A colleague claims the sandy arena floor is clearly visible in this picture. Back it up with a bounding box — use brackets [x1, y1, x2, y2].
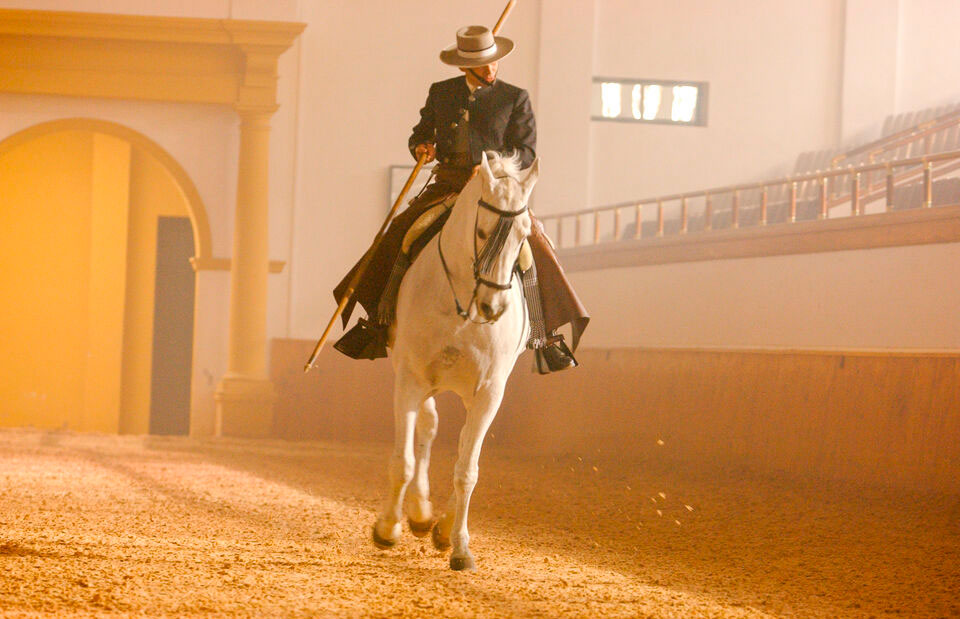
[0, 428, 958, 618]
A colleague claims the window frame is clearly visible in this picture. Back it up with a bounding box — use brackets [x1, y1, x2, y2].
[591, 76, 709, 127]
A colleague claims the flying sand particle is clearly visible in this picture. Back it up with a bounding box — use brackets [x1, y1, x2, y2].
[685, 505, 694, 512]
[656, 439, 665, 446]
[658, 492, 666, 499]
[656, 510, 663, 517]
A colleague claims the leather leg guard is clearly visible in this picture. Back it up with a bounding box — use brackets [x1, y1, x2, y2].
[523, 264, 578, 373]
[522, 263, 547, 349]
[377, 252, 411, 326]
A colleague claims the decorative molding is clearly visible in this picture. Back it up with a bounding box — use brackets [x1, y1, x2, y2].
[559, 204, 960, 271]
[0, 118, 214, 262]
[0, 8, 305, 108]
[190, 257, 286, 274]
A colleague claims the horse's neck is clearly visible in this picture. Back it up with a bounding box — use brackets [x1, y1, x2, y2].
[438, 179, 480, 280]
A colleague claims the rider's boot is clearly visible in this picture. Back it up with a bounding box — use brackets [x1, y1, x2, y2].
[333, 253, 411, 360]
[333, 317, 388, 360]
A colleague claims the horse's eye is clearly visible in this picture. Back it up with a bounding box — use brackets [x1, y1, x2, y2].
[477, 229, 488, 240]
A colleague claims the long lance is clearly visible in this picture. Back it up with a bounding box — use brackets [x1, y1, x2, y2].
[304, 0, 519, 373]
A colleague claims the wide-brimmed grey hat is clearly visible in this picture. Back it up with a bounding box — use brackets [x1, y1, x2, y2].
[440, 25, 514, 68]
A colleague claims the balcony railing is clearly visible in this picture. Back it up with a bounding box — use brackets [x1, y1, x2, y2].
[541, 149, 960, 250]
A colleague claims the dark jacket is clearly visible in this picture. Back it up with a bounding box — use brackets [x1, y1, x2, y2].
[409, 76, 536, 169]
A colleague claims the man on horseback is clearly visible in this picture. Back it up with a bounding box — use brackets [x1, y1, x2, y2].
[334, 24, 588, 373]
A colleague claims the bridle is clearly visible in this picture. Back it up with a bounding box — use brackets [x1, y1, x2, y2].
[437, 190, 529, 323]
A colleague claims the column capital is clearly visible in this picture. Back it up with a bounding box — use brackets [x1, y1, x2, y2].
[234, 103, 279, 122]
[234, 42, 290, 114]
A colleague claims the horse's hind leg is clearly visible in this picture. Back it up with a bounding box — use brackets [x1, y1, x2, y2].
[406, 396, 438, 537]
[373, 372, 424, 549]
[446, 387, 504, 571]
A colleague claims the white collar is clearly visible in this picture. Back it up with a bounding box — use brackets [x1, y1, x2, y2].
[465, 75, 483, 94]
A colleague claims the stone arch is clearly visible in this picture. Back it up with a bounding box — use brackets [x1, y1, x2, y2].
[0, 118, 213, 262]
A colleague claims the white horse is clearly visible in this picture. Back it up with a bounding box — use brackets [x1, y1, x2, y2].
[372, 151, 538, 571]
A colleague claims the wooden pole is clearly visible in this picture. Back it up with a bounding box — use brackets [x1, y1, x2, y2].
[493, 0, 517, 35]
[303, 153, 427, 372]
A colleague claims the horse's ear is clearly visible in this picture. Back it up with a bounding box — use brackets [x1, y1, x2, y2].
[479, 151, 495, 193]
[521, 158, 540, 195]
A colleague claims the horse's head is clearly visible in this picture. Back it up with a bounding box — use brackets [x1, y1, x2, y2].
[470, 151, 539, 322]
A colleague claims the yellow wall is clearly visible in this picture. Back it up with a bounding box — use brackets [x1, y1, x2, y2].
[0, 131, 92, 429]
[120, 146, 191, 434]
[0, 128, 189, 434]
[85, 133, 132, 432]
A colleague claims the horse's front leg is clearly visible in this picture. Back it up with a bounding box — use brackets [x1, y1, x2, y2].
[373, 372, 424, 549]
[445, 386, 504, 571]
[406, 396, 438, 537]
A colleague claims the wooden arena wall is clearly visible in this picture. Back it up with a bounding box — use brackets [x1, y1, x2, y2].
[272, 340, 960, 494]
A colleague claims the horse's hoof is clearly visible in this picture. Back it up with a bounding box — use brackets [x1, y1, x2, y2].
[431, 522, 451, 551]
[450, 552, 476, 571]
[408, 517, 435, 538]
[372, 525, 397, 550]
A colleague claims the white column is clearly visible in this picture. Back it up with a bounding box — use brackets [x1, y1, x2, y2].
[214, 106, 277, 437]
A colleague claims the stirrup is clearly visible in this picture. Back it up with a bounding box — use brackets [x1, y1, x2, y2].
[334, 318, 388, 360]
[534, 337, 578, 374]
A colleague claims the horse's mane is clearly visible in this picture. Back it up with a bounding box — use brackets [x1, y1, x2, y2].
[484, 150, 523, 180]
[472, 151, 526, 276]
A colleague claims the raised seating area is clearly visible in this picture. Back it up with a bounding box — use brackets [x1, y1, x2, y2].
[549, 104, 960, 250]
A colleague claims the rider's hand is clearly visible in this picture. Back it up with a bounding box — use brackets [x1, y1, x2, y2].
[415, 143, 437, 163]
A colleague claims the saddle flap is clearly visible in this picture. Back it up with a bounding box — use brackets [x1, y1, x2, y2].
[401, 194, 456, 255]
[517, 238, 533, 273]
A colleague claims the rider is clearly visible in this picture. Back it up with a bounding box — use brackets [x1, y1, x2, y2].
[334, 25, 588, 373]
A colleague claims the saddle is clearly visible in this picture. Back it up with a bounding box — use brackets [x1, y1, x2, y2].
[401, 195, 533, 271]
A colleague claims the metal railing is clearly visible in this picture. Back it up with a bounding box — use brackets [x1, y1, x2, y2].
[542, 149, 960, 249]
[831, 107, 960, 168]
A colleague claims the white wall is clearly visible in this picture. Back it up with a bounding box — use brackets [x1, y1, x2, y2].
[571, 242, 960, 351]
[896, 0, 960, 113]
[589, 0, 845, 206]
[534, 0, 594, 215]
[842, 0, 900, 143]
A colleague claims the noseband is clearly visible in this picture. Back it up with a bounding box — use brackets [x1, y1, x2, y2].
[438, 194, 528, 322]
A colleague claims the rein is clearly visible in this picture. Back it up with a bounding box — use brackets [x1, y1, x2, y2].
[438, 193, 528, 322]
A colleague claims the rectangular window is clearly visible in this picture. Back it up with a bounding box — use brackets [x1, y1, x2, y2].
[591, 77, 708, 126]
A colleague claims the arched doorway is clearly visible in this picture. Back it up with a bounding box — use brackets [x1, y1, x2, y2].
[0, 119, 213, 435]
